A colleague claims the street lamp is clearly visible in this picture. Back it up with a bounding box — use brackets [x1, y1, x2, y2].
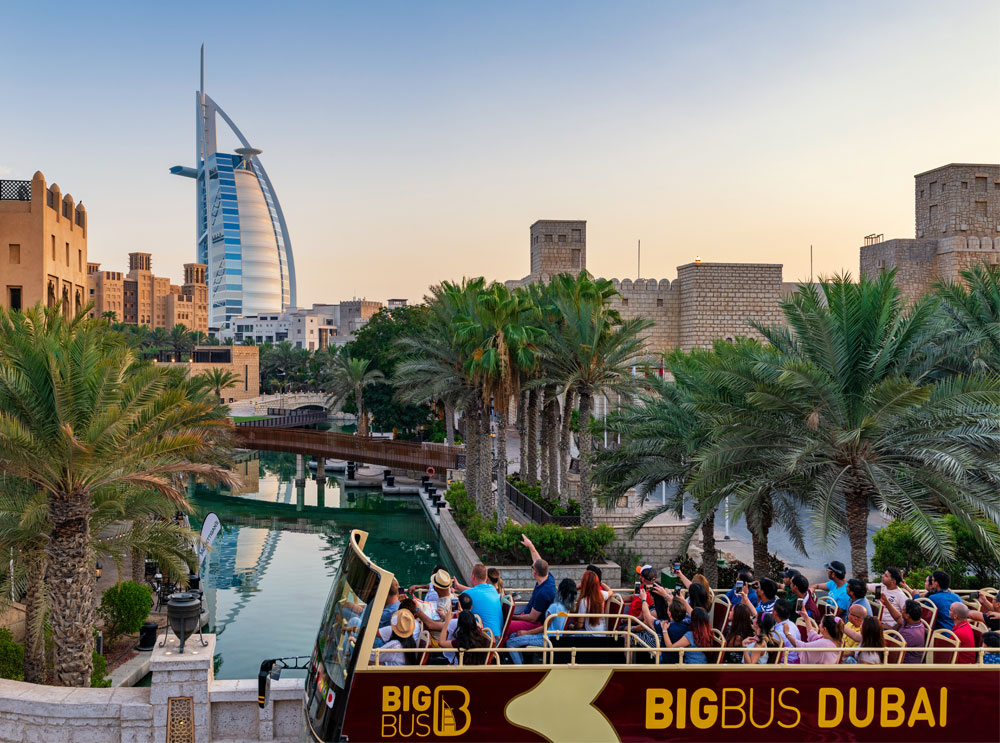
[95, 561, 103, 580]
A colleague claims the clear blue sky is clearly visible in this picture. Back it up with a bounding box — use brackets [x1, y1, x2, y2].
[3, 1, 998, 305]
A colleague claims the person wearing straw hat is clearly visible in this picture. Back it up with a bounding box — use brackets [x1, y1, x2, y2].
[371, 609, 418, 666]
[431, 569, 453, 616]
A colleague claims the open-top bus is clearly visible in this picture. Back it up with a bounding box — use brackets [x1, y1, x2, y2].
[299, 529, 1000, 742]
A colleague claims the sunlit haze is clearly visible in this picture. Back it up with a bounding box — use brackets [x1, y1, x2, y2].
[3, 1, 999, 305]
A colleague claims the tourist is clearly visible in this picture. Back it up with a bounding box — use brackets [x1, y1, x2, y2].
[724, 569, 758, 609]
[638, 596, 690, 664]
[909, 570, 963, 630]
[634, 584, 676, 651]
[487, 567, 505, 596]
[407, 563, 447, 602]
[452, 564, 503, 637]
[430, 569, 453, 616]
[841, 604, 867, 659]
[780, 569, 801, 602]
[772, 599, 799, 664]
[742, 612, 782, 664]
[868, 568, 908, 630]
[436, 593, 474, 665]
[508, 578, 576, 665]
[781, 611, 843, 665]
[572, 569, 610, 634]
[501, 534, 556, 643]
[755, 578, 779, 616]
[790, 574, 820, 619]
[628, 564, 659, 617]
[371, 609, 418, 666]
[950, 602, 977, 664]
[982, 632, 1000, 664]
[882, 598, 926, 663]
[723, 603, 755, 663]
[676, 568, 715, 607]
[437, 609, 491, 665]
[847, 578, 873, 617]
[811, 561, 849, 613]
[379, 579, 401, 628]
[686, 582, 711, 613]
[978, 591, 1000, 631]
[658, 606, 712, 664]
[843, 616, 884, 664]
[374, 598, 425, 649]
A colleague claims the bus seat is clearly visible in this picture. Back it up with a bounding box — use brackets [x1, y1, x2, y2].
[930, 629, 959, 664]
[882, 629, 906, 664]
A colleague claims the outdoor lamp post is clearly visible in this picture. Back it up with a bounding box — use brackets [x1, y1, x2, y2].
[162, 592, 207, 654]
[95, 561, 102, 580]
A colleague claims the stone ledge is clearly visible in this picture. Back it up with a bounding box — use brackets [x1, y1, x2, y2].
[148, 633, 215, 671]
[210, 678, 303, 704]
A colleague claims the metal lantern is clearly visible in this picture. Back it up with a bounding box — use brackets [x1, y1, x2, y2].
[161, 592, 207, 654]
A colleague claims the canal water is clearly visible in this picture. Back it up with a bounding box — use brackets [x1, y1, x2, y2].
[187, 451, 456, 680]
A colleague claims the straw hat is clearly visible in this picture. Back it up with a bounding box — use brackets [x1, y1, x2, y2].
[393, 609, 415, 638]
[431, 569, 452, 591]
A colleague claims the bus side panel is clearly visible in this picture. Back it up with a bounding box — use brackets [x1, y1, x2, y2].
[342, 666, 1000, 743]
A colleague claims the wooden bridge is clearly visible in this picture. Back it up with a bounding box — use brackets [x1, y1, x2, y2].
[234, 426, 465, 472]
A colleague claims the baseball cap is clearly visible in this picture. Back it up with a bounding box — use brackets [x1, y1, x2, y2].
[824, 561, 847, 578]
[780, 569, 800, 579]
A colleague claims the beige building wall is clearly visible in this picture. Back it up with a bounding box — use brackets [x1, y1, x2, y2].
[158, 345, 260, 402]
[0, 171, 88, 314]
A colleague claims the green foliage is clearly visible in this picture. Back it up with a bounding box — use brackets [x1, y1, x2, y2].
[99, 581, 153, 644]
[507, 478, 580, 516]
[871, 517, 1000, 589]
[90, 650, 111, 688]
[0, 628, 24, 681]
[715, 554, 786, 588]
[446, 483, 614, 564]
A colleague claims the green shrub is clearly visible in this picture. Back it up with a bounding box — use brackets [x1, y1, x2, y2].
[99, 581, 153, 644]
[90, 650, 111, 688]
[446, 483, 616, 564]
[0, 628, 24, 681]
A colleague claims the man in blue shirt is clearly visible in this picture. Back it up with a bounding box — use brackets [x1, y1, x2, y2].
[379, 579, 401, 628]
[453, 564, 503, 637]
[501, 534, 556, 644]
[724, 569, 758, 609]
[912, 570, 963, 631]
[810, 561, 849, 613]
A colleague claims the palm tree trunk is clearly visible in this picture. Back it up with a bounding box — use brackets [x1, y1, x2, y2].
[525, 389, 538, 486]
[558, 386, 575, 506]
[356, 385, 367, 437]
[495, 411, 507, 531]
[577, 388, 595, 527]
[548, 394, 560, 503]
[23, 551, 46, 684]
[517, 392, 527, 480]
[539, 388, 551, 499]
[479, 405, 493, 520]
[444, 402, 455, 446]
[701, 509, 718, 588]
[750, 495, 774, 578]
[846, 479, 870, 580]
[130, 548, 144, 584]
[465, 406, 480, 510]
[47, 495, 95, 687]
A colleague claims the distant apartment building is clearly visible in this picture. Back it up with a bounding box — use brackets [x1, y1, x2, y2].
[860, 163, 1000, 300]
[157, 345, 260, 403]
[218, 300, 383, 350]
[88, 253, 209, 332]
[387, 298, 408, 309]
[0, 171, 88, 314]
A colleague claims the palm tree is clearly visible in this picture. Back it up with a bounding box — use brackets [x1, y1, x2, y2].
[195, 368, 242, 402]
[934, 263, 1000, 374]
[0, 305, 234, 686]
[538, 287, 652, 526]
[100, 311, 117, 322]
[703, 273, 1000, 579]
[322, 348, 385, 437]
[169, 324, 193, 362]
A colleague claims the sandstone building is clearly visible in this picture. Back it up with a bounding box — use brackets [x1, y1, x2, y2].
[0, 171, 88, 314]
[87, 252, 210, 333]
[158, 345, 260, 403]
[509, 219, 788, 352]
[860, 163, 1000, 300]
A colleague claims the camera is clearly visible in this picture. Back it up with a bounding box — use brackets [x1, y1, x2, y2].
[875, 585, 882, 600]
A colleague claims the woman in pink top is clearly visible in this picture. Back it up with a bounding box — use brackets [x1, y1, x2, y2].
[780, 612, 843, 664]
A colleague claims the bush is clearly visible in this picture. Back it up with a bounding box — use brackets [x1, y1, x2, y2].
[0, 628, 24, 681]
[446, 483, 616, 564]
[91, 650, 111, 688]
[99, 581, 153, 644]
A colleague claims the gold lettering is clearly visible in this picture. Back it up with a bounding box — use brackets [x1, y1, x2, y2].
[399, 714, 415, 737]
[848, 687, 876, 728]
[777, 688, 801, 729]
[907, 688, 935, 728]
[818, 688, 844, 728]
[416, 713, 431, 738]
[413, 686, 431, 712]
[939, 687, 947, 727]
[402, 685, 410, 712]
[645, 689, 673, 730]
[749, 688, 775, 729]
[382, 714, 397, 737]
[690, 689, 718, 729]
[434, 686, 472, 737]
[881, 688, 906, 728]
[677, 687, 687, 729]
[383, 687, 401, 712]
[721, 688, 746, 729]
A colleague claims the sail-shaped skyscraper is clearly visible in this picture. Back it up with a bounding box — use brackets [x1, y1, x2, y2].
[171, 47, 296, 328]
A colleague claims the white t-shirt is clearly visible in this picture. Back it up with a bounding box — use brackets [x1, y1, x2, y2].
[443, 618, 460, 664]
[775, 619, 799, 663]
[372, 639, 407, 666]
[378, 615, 422, 642]
[867, 584, 908, 630]
[577, 590, 611, 633]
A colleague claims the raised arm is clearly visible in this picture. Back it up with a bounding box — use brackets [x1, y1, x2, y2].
[676, 570, 692, 590]
[437, 611, 455, 648]
[521, 533, 542, 564]
[881, 593, 903, 626]
[638, 588, 656, 627]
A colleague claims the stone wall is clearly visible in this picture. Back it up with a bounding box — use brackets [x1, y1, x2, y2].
[606, 278, 679, 353]
[915, 164, 1000, 239]
[858, 238, 939, 301]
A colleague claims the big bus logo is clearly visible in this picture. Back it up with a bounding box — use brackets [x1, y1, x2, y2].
[382, 685, 471, 738]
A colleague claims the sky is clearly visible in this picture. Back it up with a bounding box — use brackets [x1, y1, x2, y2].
[3, 1, 999, 306]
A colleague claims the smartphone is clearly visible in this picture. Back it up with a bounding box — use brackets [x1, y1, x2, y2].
[735, 580, 744, 590]
[673, 562, 681, 573]
[875, 585, 882, 600]
[796, 598, 804, 613]
[634, 581, 641, 596]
